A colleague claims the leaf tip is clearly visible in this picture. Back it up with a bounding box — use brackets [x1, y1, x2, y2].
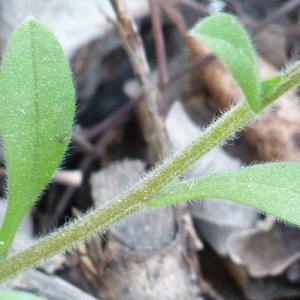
[190, 13, 261, 114]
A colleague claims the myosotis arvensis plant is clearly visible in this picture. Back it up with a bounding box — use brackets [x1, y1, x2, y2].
[0, 13, 300, 283]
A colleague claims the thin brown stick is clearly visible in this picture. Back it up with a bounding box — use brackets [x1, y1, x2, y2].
[227, 0, 300, 36]
[157, 0, 188, 37]
[108, 0, 169, 164]
[168, 54, 216, 84]
[78, 96, 141, 141]
[252, 0, 300, 34]
[174, 0, 209, 14]
[148, 0, 169, 88]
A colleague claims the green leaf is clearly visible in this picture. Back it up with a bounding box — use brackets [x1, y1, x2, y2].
[0, 290, 46, 300]
[191, 13, 260, 113]
[260, 74, 282, 98]
[146, 163, 300, 225]
[0, 19, 74, 258]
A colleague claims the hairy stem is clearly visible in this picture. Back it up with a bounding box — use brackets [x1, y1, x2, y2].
[0, 99, 253, 282]
[2, 56, 300, 280]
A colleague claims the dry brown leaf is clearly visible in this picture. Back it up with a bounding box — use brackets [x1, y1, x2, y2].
[228, 221, 300, 278]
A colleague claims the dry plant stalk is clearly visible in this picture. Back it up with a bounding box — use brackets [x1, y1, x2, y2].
[109, 0, 169, 165]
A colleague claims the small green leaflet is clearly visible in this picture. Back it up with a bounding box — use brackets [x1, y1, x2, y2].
[191, 13, 260, 113]
[0, 20, 74, 259]
[146, 163, 300, 225]
[260, 74, 282, 99]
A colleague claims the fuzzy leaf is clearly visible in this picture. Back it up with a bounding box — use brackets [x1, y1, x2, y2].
[191, 13, 260, 112]
[0, 20, 74, 258]
[147, 163, 300, 225]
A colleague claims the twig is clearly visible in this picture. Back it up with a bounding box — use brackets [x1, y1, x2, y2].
[168, 54, 216, 84]
[45, 156, 94, 229]
[174, 0, 209, 14]
[227, 0, 300, 36]
[77, 96, 141, 141]
[251, 0, 300, 35]
[157, 0, 188, 37]
[148, 0, 169, 88]
[108, 0, 170, 164]
[155, 0, 216, 84]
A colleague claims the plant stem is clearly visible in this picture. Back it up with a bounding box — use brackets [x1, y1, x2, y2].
[1, 54, 299, 280]
[0, 99, 254, 282]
